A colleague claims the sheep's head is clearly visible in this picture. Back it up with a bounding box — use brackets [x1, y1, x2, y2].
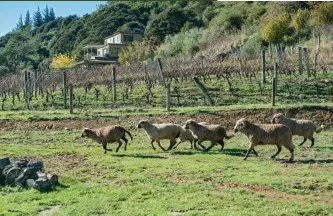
[233, 118, 248, 133]
[81, 128, 91, 137]
[271, 113, 284, 124]
[184, 119, 196, 129]
[137, 120, 148, 129]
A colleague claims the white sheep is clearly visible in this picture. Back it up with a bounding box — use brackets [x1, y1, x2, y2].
[184, 120, 234, 151]
[271, 113, 324, 147]
[136, 120, 181, 151]
[233, 118, 295, 162]
[172, 126, 198, 150]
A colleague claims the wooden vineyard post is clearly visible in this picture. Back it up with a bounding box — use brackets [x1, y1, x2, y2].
[28, 71, 32, 100]
[272, 77, 276, 106]
[69, 84, 73, 114]
[24, 71, 29, 109]
[274, 62, 278, 96]
[112, 67, 116, 101]
[34, 70, 38, 98]
[261, 50, 266, 84]
[63, 71, 67, 109]
[303, 48, 311, 78]
[298, 47, 303, 75]
[166, 83, 170, 112]
[193, 77, 214, 106]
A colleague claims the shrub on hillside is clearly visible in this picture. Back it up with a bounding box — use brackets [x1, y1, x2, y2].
[261, 13, 289, 43]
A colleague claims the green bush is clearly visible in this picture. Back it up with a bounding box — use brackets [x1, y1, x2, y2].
[241, 34, 262, 54]
[0, 66, 10, 76]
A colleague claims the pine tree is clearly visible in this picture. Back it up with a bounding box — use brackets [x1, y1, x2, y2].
[43, 5, 50, 23]
[16, 14, 24, 30]
[24, 10, 32, 27]
[49, 7, 56, 21]
[33, 6, 43, 27]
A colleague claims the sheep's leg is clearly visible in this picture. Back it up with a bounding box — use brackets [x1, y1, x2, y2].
[172, 141, 182, 150]
[206, 141, 217, 152]
[218, 140, 225, 152]
[103, 143, 113, 154]
[252, 148, 258, 157]
[271, 146, 282, 159]
[167, 140, 176, 151]
[116, 141, 123, 153]
[310, 138, 315, 148]
[243, 145, 255, 160]
[121, 136, 128, 151]
[103, 143, 107, 154]
[190, 140, 193, 150]
[193, 139, 198, 149]
[197, 140, 206, 150]
[288, 148, 294, 162]
[299, 137, 307, 146]
[156, 141, 166, 151]
[150, 139, 156, 150]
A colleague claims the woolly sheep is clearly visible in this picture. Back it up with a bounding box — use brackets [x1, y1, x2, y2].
[172, 126, 198, 150]
[184, 120, 234, 151]
[172, 122, 211, 150]
[233, 118, 294, 162]
[136, 120, 181, 151]
[271, 113, 323, 147]
[81, 125, 133, 154]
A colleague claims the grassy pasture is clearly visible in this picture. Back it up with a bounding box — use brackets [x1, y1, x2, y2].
[1, 105, 333, 215]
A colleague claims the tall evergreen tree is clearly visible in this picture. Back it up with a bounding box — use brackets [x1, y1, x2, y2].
[24, 10, 32, 27]
[43, 5, 50, 23]
[49, 7, 56, 21]
[16, 14, 24, 30]
[33, 6, 43, 27]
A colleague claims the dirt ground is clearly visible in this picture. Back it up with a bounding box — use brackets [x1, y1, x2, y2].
[1, 107, 332, 131]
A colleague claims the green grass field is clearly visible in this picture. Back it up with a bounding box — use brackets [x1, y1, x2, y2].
[1, 105, 333, 215]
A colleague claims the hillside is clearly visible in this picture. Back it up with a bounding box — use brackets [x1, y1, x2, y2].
[0, 1, 333, 75]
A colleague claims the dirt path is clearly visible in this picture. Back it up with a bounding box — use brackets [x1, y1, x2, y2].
[1, 107, 332, 131]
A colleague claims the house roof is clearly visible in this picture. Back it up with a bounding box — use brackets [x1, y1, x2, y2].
[83, 44, 105, 49]
[104, 31, 143, 40]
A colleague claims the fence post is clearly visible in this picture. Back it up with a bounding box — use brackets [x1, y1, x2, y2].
[69, 84, 73, 114]
[261, 50, 266, 84]
[112, 67, 116, 101]
[34, 70, 38, 98]
[303, 48, 311, 78]
[298, 47, 303, 75]
[24, 71, 29, 108]
[314, 35, 320, 73]
[274, 62, 278, 96]
[166, 83, 170, 112]
[63, 71, 67, 109]
[28, 71, 32, 99]
[272, 77, 276, 106]
[193, 77, 214, 106]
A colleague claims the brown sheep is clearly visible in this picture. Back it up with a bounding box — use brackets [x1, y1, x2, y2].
[184, 120, 234, 151]
[233, 118, 294, 162]
[271, 113, 324, 147]
[81, 125, 133, 154]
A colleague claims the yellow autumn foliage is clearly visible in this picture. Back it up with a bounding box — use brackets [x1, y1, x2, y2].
[118, 41, 151, 65]
[292, 9, 310, 31]
[50, 54, 76, 69]
[261, 13, 289, 43]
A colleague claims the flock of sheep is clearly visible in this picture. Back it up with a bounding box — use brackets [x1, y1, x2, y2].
[81, 113, 324, 162]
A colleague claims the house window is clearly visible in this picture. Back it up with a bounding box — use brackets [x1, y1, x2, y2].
[97, 51, 101, 56]
[112, 37, 115, 43]
[104, 40, 107, 45]
[117, 35, 120, 43]
[124, 35, 134, 42]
